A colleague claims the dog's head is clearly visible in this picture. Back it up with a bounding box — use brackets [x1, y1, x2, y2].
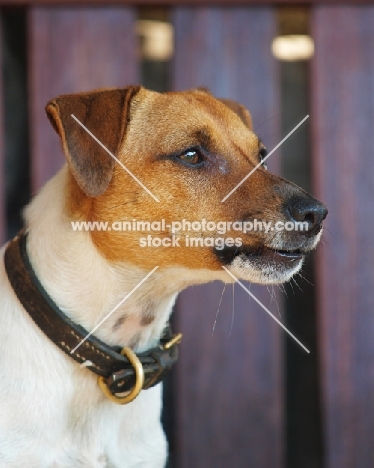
[46, 86, 327, 285]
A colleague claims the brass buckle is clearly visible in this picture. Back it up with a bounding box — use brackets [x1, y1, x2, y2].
[163, 333, 183, 349]
[143, 332, 183, 389]
[98, 347, 145, 405]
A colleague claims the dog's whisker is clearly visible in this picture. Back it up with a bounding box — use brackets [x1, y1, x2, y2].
[253, 113, 281, 133]
[267, 285, 281, 318]
[321, 227, 335, 239]
[297, 271, 314, 287]
[267, 284, 275, 305]
[288, 280, 296, 295]
[273, 286, 281, 317]
[266, 284, 276, 313]
[229, 283, 235, 338]
[278, 283, 288, 298]
[212, 283, 226, 336]
[107, 199, 139, 210]
[319, 236, 331, 249]
[292, 276, 304, 293]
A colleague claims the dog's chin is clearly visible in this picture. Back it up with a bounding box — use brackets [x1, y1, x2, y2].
[215, 244, 308, 284]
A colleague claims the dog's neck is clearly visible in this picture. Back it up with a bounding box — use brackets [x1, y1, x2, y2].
[23, 167, 184, 352]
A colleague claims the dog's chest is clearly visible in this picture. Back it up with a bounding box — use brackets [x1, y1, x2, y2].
[0, 256, 167, 468]
[47, 385, 166, 468]
[0, 366, 166, 467]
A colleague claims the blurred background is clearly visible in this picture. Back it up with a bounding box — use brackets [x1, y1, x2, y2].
[0, 2, 373, 468]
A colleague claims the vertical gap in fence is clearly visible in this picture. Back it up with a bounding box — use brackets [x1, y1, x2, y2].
[1, 9, 29, 241]
[172, 7, 283, 468]
[311, 6, 374, 468]
[138, 7, 171, 93]
[277, 6, 324, 468]
[0, 12, 4, 244]
[28, 6, 139, 193]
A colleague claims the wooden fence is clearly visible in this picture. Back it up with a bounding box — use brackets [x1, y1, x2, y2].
[0, 2, 373, 467]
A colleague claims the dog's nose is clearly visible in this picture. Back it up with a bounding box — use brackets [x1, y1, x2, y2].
[285, 195, 328, 235]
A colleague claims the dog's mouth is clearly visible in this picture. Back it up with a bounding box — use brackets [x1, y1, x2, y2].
[215, 241, 312, 284]
[257, 245, 304, 262]
[215, 244, 305, 265]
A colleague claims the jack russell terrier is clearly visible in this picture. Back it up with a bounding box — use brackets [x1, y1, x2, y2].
[0, 86, 327, 467]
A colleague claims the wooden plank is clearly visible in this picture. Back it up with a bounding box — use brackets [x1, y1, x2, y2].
[172, 8, 283, 468]
[29, 7, 138, 192]
[281, 61, 324, 468]
[0, 0, 373, 6]
[0, 15, 4, 245]
[311, 6, 374, 468]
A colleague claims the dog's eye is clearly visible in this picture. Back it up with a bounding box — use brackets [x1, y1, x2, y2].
[259, 147, 268, 169]
[177, 149, 203, 166]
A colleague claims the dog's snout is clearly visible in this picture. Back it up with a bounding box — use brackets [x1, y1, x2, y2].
[285, 195, 328, 234]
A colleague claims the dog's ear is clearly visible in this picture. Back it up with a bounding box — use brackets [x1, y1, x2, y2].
[46, 86, 141, 197]
[218, 98, 253, 130]
[193, 88, 252, 130]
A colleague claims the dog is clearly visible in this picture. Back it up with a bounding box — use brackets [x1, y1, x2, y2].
[0, 86, 327, 467]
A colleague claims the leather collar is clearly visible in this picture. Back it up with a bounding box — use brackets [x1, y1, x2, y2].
[4, 230, 181, 404]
